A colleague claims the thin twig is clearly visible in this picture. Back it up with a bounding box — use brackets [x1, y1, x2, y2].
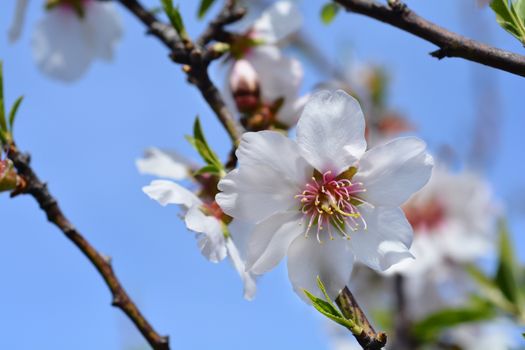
[336, 287, 387, 350]
[196, 0, 246, 47]
[6, 143, 170, 350]
[334, 0, 525, 77]
[117, 0, 241, 144]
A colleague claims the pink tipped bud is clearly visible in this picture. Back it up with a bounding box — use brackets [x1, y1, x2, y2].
[0, 159, 18, 192]
[229, 59, 260, 113]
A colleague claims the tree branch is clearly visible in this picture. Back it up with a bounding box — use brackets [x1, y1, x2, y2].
[6, 143, 170, 350]
[336, 287, 387, 350]
[334, 0, 525, 77]
[117, 0, 241, 144]
[196, 0, 246, 47]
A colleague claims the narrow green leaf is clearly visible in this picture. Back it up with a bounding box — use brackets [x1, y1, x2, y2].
[320, 3, 340, 25]
[412, 305, 495, 342]
[198, 0, 217, 19]
[189, 117, 224, 171]
[304, 289, 362, 334]
[161, 0, 187, 38]
[495, 221, 522, 306]
[317, 276, 333, 303]
[8, 95, 23, 132]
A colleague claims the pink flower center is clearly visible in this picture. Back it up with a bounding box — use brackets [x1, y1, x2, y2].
[296, 170, 369, 243]
[403, 198, 445, 233]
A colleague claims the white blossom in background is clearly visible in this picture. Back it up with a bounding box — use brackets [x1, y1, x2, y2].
[446, 320, 518, 350]
[137, 148, 257, 300]
[226, 1, 307, 128]
[216, 90, 433, 301]
[30, 0, 122, 82]
[389, 166, 496, 275]
[381, 166, 497, 317]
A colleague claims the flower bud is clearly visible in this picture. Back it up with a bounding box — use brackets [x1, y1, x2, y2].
[0, 159, 18, 192]
[229, 59, 260, 113]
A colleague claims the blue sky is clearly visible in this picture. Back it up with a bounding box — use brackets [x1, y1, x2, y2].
[1, 1, 524, 349]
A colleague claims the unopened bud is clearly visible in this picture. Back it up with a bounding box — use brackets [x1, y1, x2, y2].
[0, 159, 18, 192]
[229, 59, 260, 113]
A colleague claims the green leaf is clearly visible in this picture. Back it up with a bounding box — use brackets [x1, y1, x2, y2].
[495, 221, 524, 309]
[8, 95, 23, 132]
[161, 0, 188, 39]
[185, 117, 225, 174]
[303, 289, 359, 332]
[198, 0, 217, 19]
[320, 3, 340, 25]
[490, 0, 525, 43]
[412, 305, 495, 342]
[515, 0, 525, 23]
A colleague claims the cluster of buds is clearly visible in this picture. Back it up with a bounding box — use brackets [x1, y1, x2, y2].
[229, 59, 261, 114]
[0, 159, 20, 193]
[229, 59, 285, 131]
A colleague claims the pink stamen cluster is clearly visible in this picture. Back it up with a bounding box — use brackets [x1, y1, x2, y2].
[296, 170, 369, 243]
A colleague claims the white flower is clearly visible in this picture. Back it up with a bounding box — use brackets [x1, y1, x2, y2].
[390, 166, 496, 277]
[250, 0, 302, 46]
[32, 1, 122, 82]
[216, 90, 433, 301]
[137, 147, 195, 180]
[226, 1, 306, 128]
[137, 149, 257, 300]
[446, 320, 519, 350]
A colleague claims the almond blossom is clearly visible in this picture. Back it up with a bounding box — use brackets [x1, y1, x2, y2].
[390, 166, 496, 277]
[225, 1, 306, 129]
[137, 148, 257, 300]
[29, 0, 122, 82]
[216, 90, 434, 301]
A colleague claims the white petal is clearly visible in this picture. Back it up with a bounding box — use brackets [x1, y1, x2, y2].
[246, 211, 303, 275]
[83, 2, 122, 61]
[252, 1, 302, 44]
[248, 47, 303, 126]
[287, 235, 355, 301]
[348, 206, 413, 271]
[32, 8, 93, 82]
[228, 219, 254, 262]
[185, 206, 227, 263]
[296, 90, 366, 175]
[226, 238, 257, 300]
[142, 180, 201, 208]
[136, 148, 192, 180]
[217, 131, 311, 222]
[354, 137, 434, 207]
[278, 93, 309, 128]
[8, 0, 29, 43]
